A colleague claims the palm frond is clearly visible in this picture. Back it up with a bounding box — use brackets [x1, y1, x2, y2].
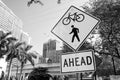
[25, 45, 32, 51]
[1, 40, 7, 45]
[0, 45, 9, 55]
[6, 52, 12, 61]
[15, 42, 24, 48]
[6, 37, 17, 43]
[18, 52, 25, 61]
[5, 47, 19, 61]
[14, 49, 20, 56]
[27, 54, 35, 66]
[1, 32, 12, 40]
[19, 46, 24, 51]
[29, 52, 37, 59]
[0, 53, 4, 58]
[21, 58, 27, 65]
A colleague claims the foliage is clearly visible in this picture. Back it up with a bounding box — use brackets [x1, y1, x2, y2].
[0, 31, 17, 58]
[5, 42, 23, 61]
[6, 41, 24, 80]
[28, 67, 53, 80]
[79, 0, 120, 75]
[82, 0, 120, 58]
[62, 42, 73, 53]
[18, 43, 37, 80]
[18, 44, 37, 67]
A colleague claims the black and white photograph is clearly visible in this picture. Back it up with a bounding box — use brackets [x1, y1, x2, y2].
[0, 0, 120, 80]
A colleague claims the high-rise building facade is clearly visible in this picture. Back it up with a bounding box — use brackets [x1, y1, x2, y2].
[20, 31, 31, 44]
[43, 39, 62, 63]
[43, 39, 56, 58]
[0, 0, 23, 39]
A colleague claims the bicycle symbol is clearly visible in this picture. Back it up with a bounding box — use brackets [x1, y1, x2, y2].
[62, 12, 85, 25]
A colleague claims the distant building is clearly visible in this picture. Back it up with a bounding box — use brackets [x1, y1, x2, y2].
[38, 55, 46, 63]
[43, 39, 56, 58]
[43, 39, 63, 63]
[43, 39, 55, 58]
[20, 31, 31, 44]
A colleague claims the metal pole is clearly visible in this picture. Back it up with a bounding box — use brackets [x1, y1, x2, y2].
[80, 73, 82, 80]
[76, 73, 83, 80]
[94, 71, 96, 80]
[76, 73, 79, 80]
[112, 57, 116, 75]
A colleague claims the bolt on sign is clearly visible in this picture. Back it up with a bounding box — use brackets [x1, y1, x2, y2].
[51, 6, 100, 51]
[61, 50, 96, 73]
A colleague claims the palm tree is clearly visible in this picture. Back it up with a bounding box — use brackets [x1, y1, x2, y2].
[0, 31, 17, 58]
[18, 44, 37, 80]
[6, 41, 24, 80]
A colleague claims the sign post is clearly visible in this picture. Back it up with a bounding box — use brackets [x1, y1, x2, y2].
[51, 5, 101, 80]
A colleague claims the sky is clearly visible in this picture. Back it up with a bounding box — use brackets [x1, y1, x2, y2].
[0, 0, 89, 72]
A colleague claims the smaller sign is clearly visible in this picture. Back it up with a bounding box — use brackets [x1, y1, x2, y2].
[61, 50, 96, 73]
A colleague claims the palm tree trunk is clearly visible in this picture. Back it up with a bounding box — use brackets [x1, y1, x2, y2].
[7, 59, 12, 80]
[16, 66, 19, 79]
[19, 63, 23, 80]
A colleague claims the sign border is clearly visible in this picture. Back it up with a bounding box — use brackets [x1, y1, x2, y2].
[51, 5, 101, 52]
[60, 50, 96, 73]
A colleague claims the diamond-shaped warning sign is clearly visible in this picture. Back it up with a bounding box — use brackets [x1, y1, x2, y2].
[51, 6, 100, 51]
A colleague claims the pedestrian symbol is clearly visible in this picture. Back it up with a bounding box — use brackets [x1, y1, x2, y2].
[69, 25, 80, 43]
[51, 6, 100, 51]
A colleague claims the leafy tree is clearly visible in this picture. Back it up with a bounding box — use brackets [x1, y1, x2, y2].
[18, 44, 37, 80]
[82, 0, 120, 57]
[62, 42, 73, 53]
[28, 67, 53, 80]
[80, 0, 120, 75]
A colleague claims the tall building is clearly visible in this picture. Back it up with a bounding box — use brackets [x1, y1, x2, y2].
[20, 31, 31, 44]
[43, 39, 62, 63]
[43, 39, 56, 58]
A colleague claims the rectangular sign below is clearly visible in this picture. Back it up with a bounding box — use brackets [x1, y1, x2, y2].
[61, 50, 96, 73]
